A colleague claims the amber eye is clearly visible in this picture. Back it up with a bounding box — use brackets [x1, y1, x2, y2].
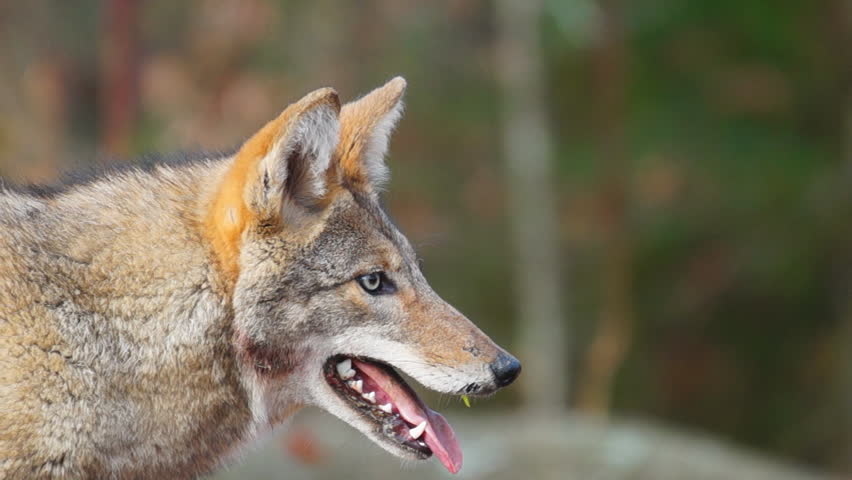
[357, 272, 395, 295]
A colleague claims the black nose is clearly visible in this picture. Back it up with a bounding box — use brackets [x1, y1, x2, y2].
[490, 352, 522, 387]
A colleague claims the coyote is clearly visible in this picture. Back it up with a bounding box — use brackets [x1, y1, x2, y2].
[0, 77, 520, 479]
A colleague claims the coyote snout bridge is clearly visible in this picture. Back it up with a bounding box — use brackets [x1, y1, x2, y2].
[0, 77, 520, 479]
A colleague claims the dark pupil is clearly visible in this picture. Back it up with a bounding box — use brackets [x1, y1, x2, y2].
[364, 273, 381, 290]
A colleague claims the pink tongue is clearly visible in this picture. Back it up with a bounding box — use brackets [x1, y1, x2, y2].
[421, 409, 463, 474]
[353, 360, 463, 474]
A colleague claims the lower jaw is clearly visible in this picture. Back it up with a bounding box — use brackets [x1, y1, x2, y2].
[322, 355, 433, 459]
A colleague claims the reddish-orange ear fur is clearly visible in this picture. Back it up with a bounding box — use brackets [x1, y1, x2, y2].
[204, 88, 340, 288]
[336, 77, 406, 191]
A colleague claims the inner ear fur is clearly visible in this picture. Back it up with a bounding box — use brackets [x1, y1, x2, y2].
[250, 87, 341, 218]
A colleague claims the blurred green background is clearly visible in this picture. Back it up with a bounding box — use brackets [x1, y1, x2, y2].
[1, 1, 850, 478]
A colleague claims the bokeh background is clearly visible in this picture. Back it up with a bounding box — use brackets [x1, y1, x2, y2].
[1, 1, 850, 479]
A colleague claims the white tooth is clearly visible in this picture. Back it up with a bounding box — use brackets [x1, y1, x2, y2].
[348, 380, 363, 393]
[342, 368, 356, 380]
[362, 391, 376, 403]
[379, 403, 393, 413]
[409, 421, 427, 440]
[336, 359, 353, 378]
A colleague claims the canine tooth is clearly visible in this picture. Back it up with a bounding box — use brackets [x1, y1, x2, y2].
[362, 391, 376, 403]
[409, 421, 427, 440]
[336, 359, 355, 379]
[379, 403, 393, 413]
[348, 380, 363, 393]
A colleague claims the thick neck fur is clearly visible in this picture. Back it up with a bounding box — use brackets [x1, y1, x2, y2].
[0, 157, 293, 479]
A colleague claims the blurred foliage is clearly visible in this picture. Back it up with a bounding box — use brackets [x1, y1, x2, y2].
[0, 0, 849, 474]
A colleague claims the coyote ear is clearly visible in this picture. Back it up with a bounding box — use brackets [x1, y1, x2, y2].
[206, 87, 340, 282]
[249, 87, 341, 217]
[337, 76, 406, 192]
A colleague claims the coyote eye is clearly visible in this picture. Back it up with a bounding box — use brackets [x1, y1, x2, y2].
[357, 272, 395, 295]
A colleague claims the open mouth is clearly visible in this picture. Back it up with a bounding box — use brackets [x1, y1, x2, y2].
[323, 355, 463, 474]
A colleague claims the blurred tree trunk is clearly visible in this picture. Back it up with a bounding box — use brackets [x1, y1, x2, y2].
[99, 0, 140, 157]
[495, 0, 569, 412]
[576, 0, 634, 416]
[828, 0, 852, 471]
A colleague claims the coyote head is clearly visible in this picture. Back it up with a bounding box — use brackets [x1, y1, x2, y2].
[205, 77, 520, 473]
